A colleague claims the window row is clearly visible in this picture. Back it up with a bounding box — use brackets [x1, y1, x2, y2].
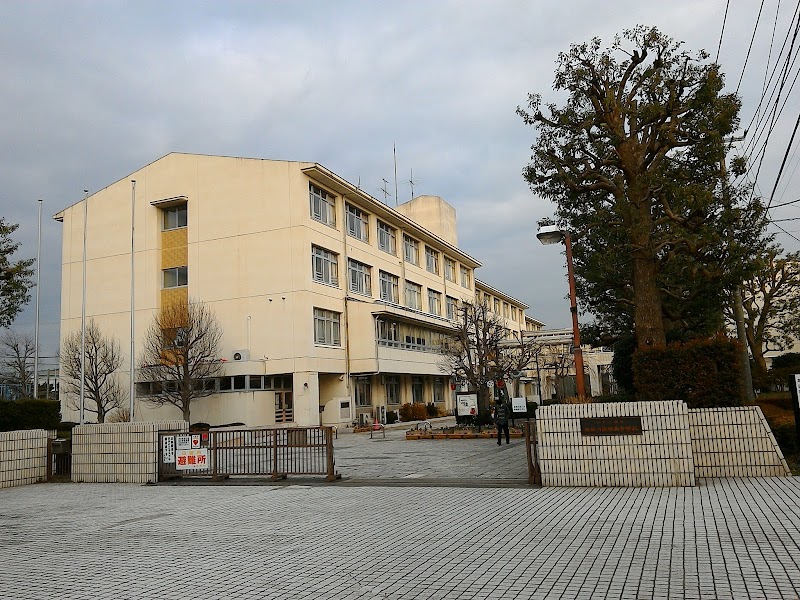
[308, 182, 472, 287]
[478, 290, 525, 324]
[355, 375, 446, 407]
[312, 246, 459, 318]
[375, 318, 451, 353]
[136, 374, 293, 395]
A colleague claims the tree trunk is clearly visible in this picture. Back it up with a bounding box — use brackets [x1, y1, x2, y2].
[182, 404, 191, 423]
[632, 254, 667, 350]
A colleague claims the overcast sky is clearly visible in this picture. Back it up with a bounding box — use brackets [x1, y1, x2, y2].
[2, 1, 799, 362]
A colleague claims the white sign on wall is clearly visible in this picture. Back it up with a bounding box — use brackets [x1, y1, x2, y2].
[162, 436, 176, 464]
[511, 397, 527, 413]
[176, 434, 191, 450]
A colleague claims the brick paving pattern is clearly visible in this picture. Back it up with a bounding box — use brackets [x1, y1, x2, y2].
[1, 477, 799, 599]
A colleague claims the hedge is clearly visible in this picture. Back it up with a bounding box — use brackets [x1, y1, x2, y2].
[0, 399, 61, 432]
[632, 335, 744, 408]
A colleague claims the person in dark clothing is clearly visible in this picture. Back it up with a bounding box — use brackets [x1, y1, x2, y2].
[493, 398, 510, 445]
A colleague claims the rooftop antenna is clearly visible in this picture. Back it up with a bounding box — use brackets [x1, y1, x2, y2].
[393, 144, 398, 207]
[408, 168, 416, 200]
[357, 176, 361, 190]
[381, 178, 391, 203]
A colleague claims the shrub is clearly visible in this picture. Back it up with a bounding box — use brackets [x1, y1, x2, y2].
[410, 403, 428, 421]
[425, 403, 439, 418]
[633, 335, 743, 408]
[0, 399, 61, 432]
[385, 411, 398, 425]
[612, 335, 637, 394]
[399, 403, 413, 422]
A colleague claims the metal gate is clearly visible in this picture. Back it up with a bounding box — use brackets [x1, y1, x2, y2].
[158, 426, 338, 482]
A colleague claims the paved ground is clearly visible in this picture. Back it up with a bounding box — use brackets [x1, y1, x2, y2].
[332, 419, 529, 484]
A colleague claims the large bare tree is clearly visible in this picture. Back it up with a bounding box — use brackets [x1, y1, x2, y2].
[0, 330, 35, 396]
[726, 247, 800, 384]
[61, 320, 124, 423]
[138, 300, 224, 422]
[440, 301, 541, 421]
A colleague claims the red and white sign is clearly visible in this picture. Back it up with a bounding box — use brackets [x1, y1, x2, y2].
[176, 449, 208, 470]
[191, 434, 201, 449]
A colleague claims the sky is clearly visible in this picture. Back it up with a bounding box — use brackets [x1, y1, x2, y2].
[2, 0, 799, 363]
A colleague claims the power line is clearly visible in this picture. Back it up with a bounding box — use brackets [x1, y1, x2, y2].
[716, 0, 732, 63]
[736, 0, 767, 94]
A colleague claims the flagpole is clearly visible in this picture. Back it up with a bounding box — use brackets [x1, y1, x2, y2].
[33, 199, 42, 398]
[129, 180, 136, 420]
[79, 190, 88, 425]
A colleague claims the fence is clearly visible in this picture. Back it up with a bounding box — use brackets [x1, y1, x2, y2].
[158, 426, 338, 482]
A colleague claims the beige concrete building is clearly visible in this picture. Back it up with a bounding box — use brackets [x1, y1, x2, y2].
[56, 153, 533, 427]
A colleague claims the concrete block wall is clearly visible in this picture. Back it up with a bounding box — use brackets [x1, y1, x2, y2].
[689, 406, 791, 477]
[72, 421, 187, 484]
[537, 400, 695, 487]
[0, 429, 53, 489]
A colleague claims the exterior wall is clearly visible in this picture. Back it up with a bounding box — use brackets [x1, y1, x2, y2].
[0, 429, 52, 489]
[71, 421, 187, 483]
[688, 406, 791, 477]
[537, 401, 695, 487]
[395, 195, 459, 247]
[57, 153, 535, 429]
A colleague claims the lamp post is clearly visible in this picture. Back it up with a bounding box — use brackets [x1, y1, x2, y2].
[537, 224, 586, 398]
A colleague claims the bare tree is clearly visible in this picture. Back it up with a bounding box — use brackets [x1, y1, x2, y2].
[61, 320, 124, 423]
[138, 300, 224, 422]
[440, 301, 541, 421]
[0, 330, 36, 396]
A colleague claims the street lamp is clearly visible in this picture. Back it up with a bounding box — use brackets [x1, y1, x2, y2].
[537, 224, 587, 398]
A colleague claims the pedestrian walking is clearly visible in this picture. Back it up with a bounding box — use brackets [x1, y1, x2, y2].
[494, 398, 510, 445]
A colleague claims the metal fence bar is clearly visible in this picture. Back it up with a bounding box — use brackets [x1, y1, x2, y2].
[525, 420, 541, 485]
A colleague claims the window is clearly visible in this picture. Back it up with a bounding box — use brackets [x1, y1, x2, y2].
[434, 378, 445, 404]
[313, 308, 341, 346]
[163, 266, 188, 288]
[446, 296, 458, 320]
[512, 307, 517, 320]
[312, 245, 338, 286]
[354, 379, 372, 407]
[403, 235, 419, 265]
[348, 259, 372, 296]
[310, 183, 336, 227]
[377, 318, 447, 353]
[425, 247, 440, 275]
[412, 376, 425, 404]
[377, 221, 396, 254]
[494, 298, 501, 314]
[460, 266, 470, 288]
[163, 204, 187, 230]
[444, 258, 456, 282]
[346, 204, 369, 242]
[428, 289, 442, 316]
[377, 319, 400, 345]
[379, 271, 399, 303]
[504, 302, 510, 318]
[405, 281, 422, 310]
[385, 375, 400, 405]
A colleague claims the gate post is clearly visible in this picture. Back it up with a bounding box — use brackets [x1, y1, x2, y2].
[525, 421, 542, 485]
[325, 426, 337, 482]
[46, 437, 53, 481]
[211, 431, 218, 480]
[271, 428, 279, 481]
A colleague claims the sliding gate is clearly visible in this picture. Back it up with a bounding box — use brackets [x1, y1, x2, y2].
[158, 426, 338, 482]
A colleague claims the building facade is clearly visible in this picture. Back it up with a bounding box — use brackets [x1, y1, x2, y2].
[56, 153, 533, 427]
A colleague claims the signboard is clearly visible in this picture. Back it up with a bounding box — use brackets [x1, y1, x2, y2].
[580, 416, 643, 436]
[176, 434, 191, 450]
[511, 397, 527, 413]
[162, 435, 176, 464]
[176, 448, 209, 470]
[456, 393, 478, 416]
[191, 434, 201, 449]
